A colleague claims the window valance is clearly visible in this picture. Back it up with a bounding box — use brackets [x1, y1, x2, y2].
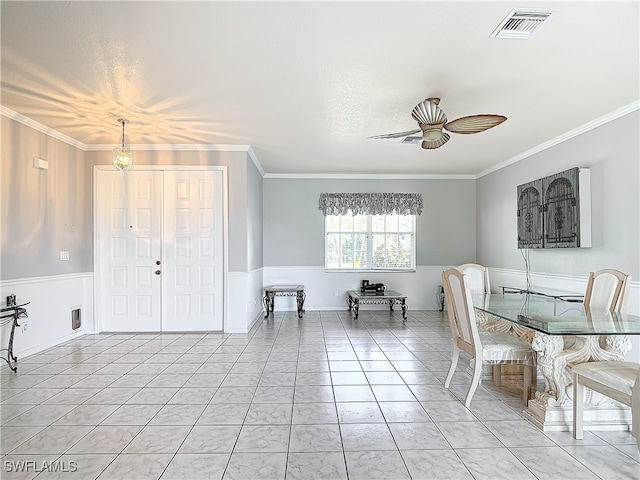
[318, 193, 423, 216]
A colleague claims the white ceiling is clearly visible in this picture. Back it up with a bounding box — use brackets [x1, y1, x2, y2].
[1, 1, 638, 176]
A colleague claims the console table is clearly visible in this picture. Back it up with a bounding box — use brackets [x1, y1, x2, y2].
[500, 285, 584, 303]
[1, 299, 29, 372]
[347, 290, 408, 320]
[264, 285, 305, 318]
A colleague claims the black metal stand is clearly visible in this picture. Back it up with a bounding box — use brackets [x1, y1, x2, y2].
[263, 286, 305, 318]
[1, 303, 28, 372]
[347, 291, 407, 320]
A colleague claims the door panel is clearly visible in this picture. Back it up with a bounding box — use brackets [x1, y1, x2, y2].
[97, 169, 224, 333]
[97, 170, 163, 331]
[163, 171, 223, 331]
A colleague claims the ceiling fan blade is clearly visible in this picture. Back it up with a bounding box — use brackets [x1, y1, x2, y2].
[368, 129, 421, 139]
[444, 114, 507, 134]
[421, 132, 450, 149]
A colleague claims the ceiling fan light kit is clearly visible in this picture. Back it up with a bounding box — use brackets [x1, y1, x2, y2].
[370, 97, 507, 150]
[421, 132, 450, 150]
[422, 129, 446, 142]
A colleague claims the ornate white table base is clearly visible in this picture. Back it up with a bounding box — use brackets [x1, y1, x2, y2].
[476, 312, 633, 432]
[525, 332, 632, 432]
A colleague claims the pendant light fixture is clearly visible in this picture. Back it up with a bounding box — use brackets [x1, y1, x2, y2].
[112, 118, 133, 171]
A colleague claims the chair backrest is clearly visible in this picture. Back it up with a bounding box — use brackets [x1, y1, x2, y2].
[617, 274, 632, 313]
[584, 269, 630, 312]
[457, 263, 491, 295]
[442, 268, 482, 359]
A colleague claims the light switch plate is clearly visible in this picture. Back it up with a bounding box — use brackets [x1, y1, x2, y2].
[60, 251, 70, 261]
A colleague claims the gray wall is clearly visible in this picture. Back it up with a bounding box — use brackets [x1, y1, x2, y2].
[1, 117, 93, 279]
[2, 115, 258, 279]
[263, 178, 477, 267]
[247, 159, 264, 271]
[477, 111, 640, 279]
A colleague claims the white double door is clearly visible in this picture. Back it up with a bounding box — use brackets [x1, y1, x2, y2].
[96, 169, 224, 332]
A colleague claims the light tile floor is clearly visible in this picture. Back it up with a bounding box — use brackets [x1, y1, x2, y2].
[1, 310, 638, 479]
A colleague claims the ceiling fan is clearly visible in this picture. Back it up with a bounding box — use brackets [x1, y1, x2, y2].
[369, 97, 507, 149]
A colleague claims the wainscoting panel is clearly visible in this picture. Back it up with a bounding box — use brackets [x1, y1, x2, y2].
[0, 273, 93, 361]
[262, 266, 448, 312]
[227, 269, 264, 333]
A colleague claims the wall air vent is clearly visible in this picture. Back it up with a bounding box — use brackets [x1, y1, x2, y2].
[490, 9, 556, 39]
[401, 136, 422, 145]
[71, 308, 81, 330]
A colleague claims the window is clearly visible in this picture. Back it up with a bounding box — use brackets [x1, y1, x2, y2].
[325, 212, 416, 271]
[319, 192, 422, 271]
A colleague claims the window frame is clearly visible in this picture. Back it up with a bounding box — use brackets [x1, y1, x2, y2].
[324, 212, 417, 272]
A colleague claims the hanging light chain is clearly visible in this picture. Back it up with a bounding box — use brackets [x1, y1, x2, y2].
[118, 118, 128, 149]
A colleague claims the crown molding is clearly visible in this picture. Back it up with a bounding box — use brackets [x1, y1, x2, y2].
[0, 105, 266, 172]
[84, 143, 253, 152]
[247, 146, 265, 177]
[263, 173, 476, 180]
[476, 100, 640, 178]
[0, 105, 87, 150]
[4, 101, 637, 180]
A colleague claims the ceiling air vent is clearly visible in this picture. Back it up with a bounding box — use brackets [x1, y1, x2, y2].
[401, 136, 422, 145]
[490, 9, 556, 39]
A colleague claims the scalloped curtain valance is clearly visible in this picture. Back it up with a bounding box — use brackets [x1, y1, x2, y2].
[318, 193, 423, 216]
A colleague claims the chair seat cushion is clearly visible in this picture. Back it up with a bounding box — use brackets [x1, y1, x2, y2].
[572, 361, 639, 395]
[479, 331, 535, 365]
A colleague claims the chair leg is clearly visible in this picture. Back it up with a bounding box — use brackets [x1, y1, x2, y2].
[523, 365, 533, 405]
[465, 357, 483, 407]
[633, 406, 639, 451]
[444, 345, 460, 388]
[632, 380, 639, 450]
[573, 373, 584, 440]
[492, 365, 502, 386]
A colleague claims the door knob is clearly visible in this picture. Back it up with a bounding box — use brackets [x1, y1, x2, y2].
[156, 260, 161, 265]
[155, 270, 161, 275]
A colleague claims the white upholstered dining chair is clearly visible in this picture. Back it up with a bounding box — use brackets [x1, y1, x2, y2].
[573, 269, 635, 447]
[583, 269, 632, 312]
[455, 262, 535, 359]
[573, 361, 640, 449]
[442, 268, 536, 406]
[456, 263, 491, 295]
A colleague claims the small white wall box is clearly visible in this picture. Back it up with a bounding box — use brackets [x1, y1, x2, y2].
[33, 157, 48, 170]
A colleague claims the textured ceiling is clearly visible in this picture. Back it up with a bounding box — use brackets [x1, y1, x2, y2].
[1, 1, 638, 175]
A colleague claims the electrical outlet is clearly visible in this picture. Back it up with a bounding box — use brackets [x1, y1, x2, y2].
[22, 321, 28, 333]
[334, 291, 339, 296]
[60, 251, 70, 261]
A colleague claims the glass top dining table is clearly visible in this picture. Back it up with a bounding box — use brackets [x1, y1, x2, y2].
[471, 293, 640, 336]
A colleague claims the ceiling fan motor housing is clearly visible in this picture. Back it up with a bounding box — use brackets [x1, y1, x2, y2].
[411, 99, 447, 126]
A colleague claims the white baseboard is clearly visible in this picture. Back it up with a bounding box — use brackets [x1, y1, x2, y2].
[14, 330, 87, 360]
